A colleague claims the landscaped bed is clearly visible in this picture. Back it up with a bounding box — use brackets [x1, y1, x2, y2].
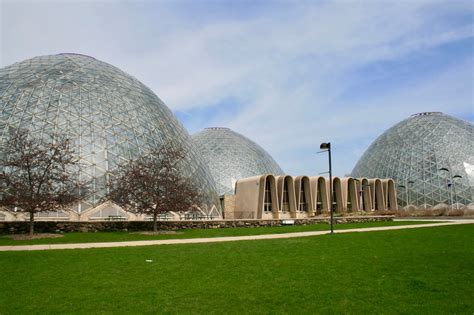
[0, 224, 472, 313]
[0, 220, 436, 246]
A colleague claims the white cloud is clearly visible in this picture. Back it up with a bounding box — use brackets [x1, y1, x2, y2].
[1, 0, 472, 176]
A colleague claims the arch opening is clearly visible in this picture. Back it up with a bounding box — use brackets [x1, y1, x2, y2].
[282, 180, 290, 213]
[264, 177, 273, 213]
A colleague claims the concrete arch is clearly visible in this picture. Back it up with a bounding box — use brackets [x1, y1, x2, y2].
[276, 175, 297, 219]
[294, 176, 314, 217]
[368, 179, 386, 211]
[344, 177, 359, 212]
[326, 177, 344, 213]
[357, 178, 373, 211]
[234, 174, 279, 219]
[382, 179, 398, 210]
[261, 175, 279, 219]
[309, 176, 329, 215]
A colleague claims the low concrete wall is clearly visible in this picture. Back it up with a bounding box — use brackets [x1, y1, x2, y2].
[0, 216, 393, 234]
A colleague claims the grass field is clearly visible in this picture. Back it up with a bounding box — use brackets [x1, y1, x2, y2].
[0, 224, 472, 314]
[0, 220, 434, 245]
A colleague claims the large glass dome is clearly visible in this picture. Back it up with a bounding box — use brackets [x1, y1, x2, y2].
[0, 53, 219, 212]
[352, 112, 473, 207]
[193, 127, 284, 195]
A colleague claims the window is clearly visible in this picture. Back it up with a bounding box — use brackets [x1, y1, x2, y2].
[263, 178, 272, 212]
[282, 181, 289, 212]
[299, 187, 307, 211]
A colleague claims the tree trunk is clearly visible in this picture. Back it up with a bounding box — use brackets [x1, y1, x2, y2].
[29, 211, 34, 236]
[153, 212, 158, 232]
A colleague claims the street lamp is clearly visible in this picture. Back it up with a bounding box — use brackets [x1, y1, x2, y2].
[319, 142, 333, 234]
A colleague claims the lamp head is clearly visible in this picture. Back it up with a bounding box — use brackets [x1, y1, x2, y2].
[320, 142, 331, 150]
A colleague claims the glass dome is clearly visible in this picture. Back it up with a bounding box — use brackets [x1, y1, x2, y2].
[352, 112, 473, 207]
[193, 127, 284, 195]
[0, 53, 219, 212]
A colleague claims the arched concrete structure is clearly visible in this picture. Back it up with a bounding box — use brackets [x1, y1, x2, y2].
[294, 176, 314, 217]
[309, 176, 329, 215]
[358, 178, 373, 211]
[234, 174, 279, 219]
[328, 177, 344, 213]
[261, 175, 280, 219]
[344, 177, 359, 212]
[369, 179, 386, 211]
[276, 176, 297, 219]
[382, 179, 398, 210]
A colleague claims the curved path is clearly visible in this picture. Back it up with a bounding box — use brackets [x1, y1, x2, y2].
[1, 219, 473, 252]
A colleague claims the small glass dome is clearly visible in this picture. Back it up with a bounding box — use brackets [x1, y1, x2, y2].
[193, 127, 284, 195]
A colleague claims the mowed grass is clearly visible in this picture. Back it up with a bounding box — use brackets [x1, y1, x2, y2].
[0, 224, 473, 314]
[0, 220, 434, 245]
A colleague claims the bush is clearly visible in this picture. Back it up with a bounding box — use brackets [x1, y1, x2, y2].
[463, 209, 474, 216]
[446, 209, 464, 216]
[372, 210, 397, 216]
[396, 208, 446, 217]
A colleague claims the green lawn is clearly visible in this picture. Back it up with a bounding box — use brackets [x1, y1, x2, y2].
[0, 224, 472, 314]
[0, 220, 435, 245]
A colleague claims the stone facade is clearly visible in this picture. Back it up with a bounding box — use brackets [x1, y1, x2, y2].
[222, 195, 236, 219]
[0, 216, 393, 234]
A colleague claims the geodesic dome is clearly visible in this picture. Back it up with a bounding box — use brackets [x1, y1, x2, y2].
[0, 53, 219, 212]
[352, 112, 473, 207]
[193, 127, 284, 195]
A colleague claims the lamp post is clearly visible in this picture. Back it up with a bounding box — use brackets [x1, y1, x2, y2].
[319, 142, 333, 234]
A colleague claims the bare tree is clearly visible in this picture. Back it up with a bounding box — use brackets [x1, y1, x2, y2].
[108, 144, 202, 232]
[0, 131, 83, 235]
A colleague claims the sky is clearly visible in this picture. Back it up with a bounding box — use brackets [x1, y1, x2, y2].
[1, 0, 473, 176]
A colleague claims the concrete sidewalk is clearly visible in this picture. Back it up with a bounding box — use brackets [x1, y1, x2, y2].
[1, 220, 473, 252]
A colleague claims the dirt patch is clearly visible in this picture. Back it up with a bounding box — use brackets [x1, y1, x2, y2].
[132, 231, 184, 235]
[6, 233, 64, 241]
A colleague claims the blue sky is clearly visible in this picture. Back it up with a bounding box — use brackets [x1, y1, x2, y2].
[1, 0, 473, 176]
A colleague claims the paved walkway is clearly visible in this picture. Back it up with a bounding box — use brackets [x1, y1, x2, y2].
[1, 219, 473, 252]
